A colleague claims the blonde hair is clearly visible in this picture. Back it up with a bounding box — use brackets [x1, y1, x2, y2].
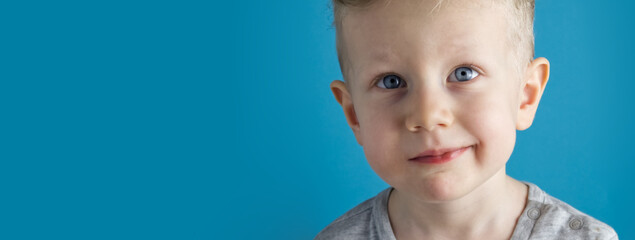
[331, 0, 535, 79]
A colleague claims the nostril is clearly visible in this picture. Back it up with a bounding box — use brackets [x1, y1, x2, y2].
[410, 125, 422, 131]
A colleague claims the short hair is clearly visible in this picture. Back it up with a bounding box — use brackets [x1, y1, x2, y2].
[331, 0, 535, 81]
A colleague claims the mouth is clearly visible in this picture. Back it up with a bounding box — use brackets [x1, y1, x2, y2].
[409, 145, 472, 164]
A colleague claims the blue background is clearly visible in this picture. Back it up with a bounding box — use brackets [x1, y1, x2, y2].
[1, 0, 633, 239]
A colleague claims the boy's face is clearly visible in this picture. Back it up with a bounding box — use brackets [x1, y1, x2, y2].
[332, 0, 549, 202]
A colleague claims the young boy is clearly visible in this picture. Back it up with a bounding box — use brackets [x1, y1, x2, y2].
[316, 0, 618, 239]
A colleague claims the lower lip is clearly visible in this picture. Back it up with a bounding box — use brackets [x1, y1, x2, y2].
[409, 146, 471, 164]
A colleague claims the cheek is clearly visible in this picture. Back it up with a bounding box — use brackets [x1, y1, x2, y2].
[356, 100, 400, 147]
[463, 94, 517, 165]
[356, 106, 404, 178]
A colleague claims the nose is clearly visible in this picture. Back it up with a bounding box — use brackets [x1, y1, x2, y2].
[404, 85, 455, 132]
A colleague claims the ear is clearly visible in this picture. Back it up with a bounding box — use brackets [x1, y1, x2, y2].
[516, 57, 550, 130]
[330, 80, 363, 146]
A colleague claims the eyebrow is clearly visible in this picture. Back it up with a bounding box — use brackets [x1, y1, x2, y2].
[357, 51, 396, 74]
[445, 41, 473, 55]
[367, 39, 472, 61]
[369, 51, 396, 63]
[355, 41, 477, 77]
[349, 51, 392, 78]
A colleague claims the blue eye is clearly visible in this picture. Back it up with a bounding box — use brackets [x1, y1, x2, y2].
[449, 67, 479, 82]
[377, 74, 405, 89]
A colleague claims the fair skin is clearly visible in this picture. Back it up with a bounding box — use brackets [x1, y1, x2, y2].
[331, 0, 550, 240]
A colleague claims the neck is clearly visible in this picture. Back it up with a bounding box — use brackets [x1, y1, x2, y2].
[388, 170, 528, 240]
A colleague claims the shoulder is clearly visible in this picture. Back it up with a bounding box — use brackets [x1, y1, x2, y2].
[314, 188, 392, 240]
[524, 182, 618, 240]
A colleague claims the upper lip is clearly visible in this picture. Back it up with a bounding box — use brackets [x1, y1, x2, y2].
[409, 146, 470, 160]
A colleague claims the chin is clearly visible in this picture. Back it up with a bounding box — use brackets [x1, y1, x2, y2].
[417, 177, 472, 202]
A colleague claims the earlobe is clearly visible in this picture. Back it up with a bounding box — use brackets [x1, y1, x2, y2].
[330, 80, 363, 145]
[516, 57, 550, 130]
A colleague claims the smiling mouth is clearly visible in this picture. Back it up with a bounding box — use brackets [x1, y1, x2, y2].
[409, 146, 472, 164]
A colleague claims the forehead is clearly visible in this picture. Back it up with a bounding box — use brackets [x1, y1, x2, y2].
[339, 0, 511, 79]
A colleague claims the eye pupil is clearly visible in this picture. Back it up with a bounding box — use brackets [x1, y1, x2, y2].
[382, 75, 402, 89]
[454, 67, 474, 82]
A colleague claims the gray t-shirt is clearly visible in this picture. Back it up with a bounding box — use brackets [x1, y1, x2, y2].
[315, 182, 617, 240]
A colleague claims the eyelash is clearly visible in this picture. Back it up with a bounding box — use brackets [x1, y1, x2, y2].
[373, 64, 484, 88]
